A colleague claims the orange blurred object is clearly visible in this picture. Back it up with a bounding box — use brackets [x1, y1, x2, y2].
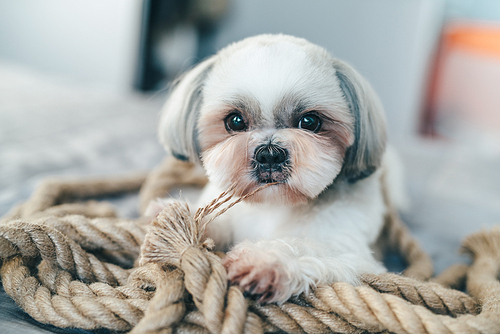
[446, 24, 500, 59]
[422, 22, 500, 138]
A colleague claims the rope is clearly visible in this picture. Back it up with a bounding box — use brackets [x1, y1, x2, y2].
[1, 173, 147, 224]
[378, 170, 434, 282]
[139, 157, 208, 215]
[0, 156, 499, 333]
[132, 202, 500, 334]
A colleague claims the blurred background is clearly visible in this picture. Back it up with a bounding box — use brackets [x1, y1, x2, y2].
[1, 1, 500, 331]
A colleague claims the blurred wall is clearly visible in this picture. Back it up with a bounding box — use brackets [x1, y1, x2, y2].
[447, 0, 500, 21]
[214, 0, 445, 141]
[0, 0, 143, 91]
[0, 0, 446, 140]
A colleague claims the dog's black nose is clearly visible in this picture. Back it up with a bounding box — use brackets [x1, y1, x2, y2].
[255, 145, 288, 166]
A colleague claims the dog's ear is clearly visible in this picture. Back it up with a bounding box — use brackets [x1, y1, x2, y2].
[158, 56, 216, 162]
[333, 59, 387, 183]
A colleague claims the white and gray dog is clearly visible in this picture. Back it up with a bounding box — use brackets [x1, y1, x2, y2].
[149, 34, 404, 303]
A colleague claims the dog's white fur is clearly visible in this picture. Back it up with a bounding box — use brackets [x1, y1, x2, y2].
[153, 34, 397, 303]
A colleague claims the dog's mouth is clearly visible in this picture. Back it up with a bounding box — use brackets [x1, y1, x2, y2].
[251, 162, 290, 184]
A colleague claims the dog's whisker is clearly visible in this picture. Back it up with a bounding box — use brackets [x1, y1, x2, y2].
[194, 183, 237, 222]
[203, 183, 236, 213]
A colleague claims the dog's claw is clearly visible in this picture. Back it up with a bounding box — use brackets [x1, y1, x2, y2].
[224, 249, 287, 304]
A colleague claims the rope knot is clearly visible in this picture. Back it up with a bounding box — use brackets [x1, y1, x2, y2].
[139, 201, 208, 268]
[137, 184, 278, 334]
[139, 182, 276, 269]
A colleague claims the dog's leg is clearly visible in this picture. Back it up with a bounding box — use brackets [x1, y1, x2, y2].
[224, 237, 385, 303]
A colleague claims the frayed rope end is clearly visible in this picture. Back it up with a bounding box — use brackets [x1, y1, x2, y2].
[461, 226, 500, 261]
[138, 183, 277, 268]
[139, 201, 211, 267]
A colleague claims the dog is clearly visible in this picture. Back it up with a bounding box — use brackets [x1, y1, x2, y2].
[151, 34, 401, 303]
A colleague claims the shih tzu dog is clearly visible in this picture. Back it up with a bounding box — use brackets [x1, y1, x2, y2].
[152, 34, 400, 303]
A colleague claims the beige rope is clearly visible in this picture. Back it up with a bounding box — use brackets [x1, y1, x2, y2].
[378, 208, 434, 281]
[361, 273, 477, 316]
[1, 156, 499, 334]
[431, 264, 469, 290]
[129, 264, 186, 334]
[379, 170, 434, 282]
[0, 216, 139, 284]
[132, 201, 500, 334]
[138, 157, 208, 215]
[1, 256, 150, 331]
[2, 173, 147, 222]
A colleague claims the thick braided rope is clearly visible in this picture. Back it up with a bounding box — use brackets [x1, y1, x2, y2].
[2, 192, 471, 332]
[0, 215, 145, 284]
[135, 203, 500, 333]
[132, 202, 500, 334]
[128, 263, 187, 334]
[1, 256, 151, 331]
[0, 213, 157, 331]
[2, 173, 147, 224]
[1, 157, 499, 333]
[378, 169, 434, 282]
[138, 157, 208, 215]
[361, 273, 478, 316]
[379, 208, 434, 281]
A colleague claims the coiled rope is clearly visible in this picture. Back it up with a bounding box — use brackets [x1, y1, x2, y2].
[1, 157, 499, 333]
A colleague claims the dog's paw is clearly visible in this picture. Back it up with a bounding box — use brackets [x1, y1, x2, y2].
[223, 246, 290, 303]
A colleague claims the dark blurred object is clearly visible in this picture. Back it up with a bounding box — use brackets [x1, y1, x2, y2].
[135, 0, 228, 91]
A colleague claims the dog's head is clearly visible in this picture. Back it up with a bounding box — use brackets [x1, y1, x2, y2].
[159, 34, 386, 205]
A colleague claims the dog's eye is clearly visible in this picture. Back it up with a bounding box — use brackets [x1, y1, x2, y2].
[298, 114, 321, 132]
[225, 113, 247, 132]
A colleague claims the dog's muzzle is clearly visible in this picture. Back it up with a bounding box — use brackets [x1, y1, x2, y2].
[252, 144, 289, 183]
